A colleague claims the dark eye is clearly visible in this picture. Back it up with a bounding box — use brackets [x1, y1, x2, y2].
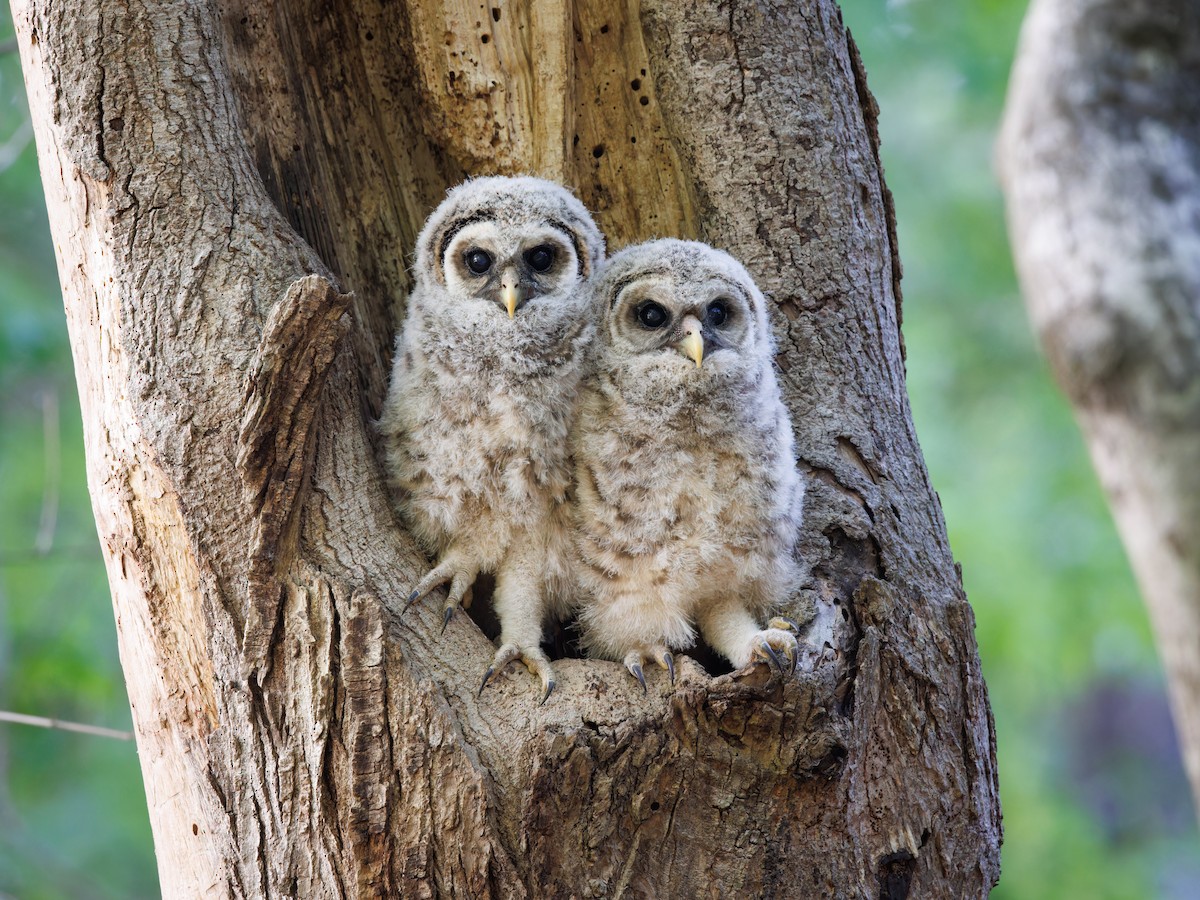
[706, 300, 729, 327]
[464, 248, 492, 275]
[636, 301, 669, 329]
[525, 245, 555, 272]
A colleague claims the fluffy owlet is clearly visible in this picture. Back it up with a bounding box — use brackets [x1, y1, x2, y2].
[380, 176, 605, 699]
[571, 239, 805, 688]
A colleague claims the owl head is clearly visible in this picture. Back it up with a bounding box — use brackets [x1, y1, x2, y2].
[414, 176, 605, 321]
[591, 239, 775, 392]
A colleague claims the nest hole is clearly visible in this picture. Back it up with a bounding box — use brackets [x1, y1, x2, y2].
[463, 575, 734, 675]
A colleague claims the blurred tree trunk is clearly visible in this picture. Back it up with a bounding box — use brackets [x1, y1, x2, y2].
[999, 0, 1200, 810]
[12, 0, 1000, 895]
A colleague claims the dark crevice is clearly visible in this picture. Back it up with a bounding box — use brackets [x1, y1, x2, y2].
[877, 850, 916, 900]
[463, 579, 734, 674]
[813, 742, 848, 779]
[814, 525, 884, 601]
[94, 13, 109, 174]
[812, 526, 875, 717]
[683, 634, 734, 676]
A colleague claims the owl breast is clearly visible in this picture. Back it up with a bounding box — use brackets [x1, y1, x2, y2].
[574, 386, 795, 626]
[388, 335, 577, 570]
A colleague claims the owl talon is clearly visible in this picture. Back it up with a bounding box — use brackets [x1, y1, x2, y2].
[629, 663, 647, 694]
[622, 648, 673, 692]
[480, 643, 557, 703]
[761, 641, 785, 673]
[768, 615, 802, 634]
[399, 589, 422, 618]
[767, 618, 803, 672]
[748, 628, 800, 678]
[404, 563, 475, 626]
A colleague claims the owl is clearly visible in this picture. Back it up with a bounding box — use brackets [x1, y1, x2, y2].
[380, 176, 605, 700]
[571, 239, 805, 689]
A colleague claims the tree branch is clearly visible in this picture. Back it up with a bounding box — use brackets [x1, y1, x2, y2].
[1000, 0, 1200, 807]
[0, 710, 134, 741]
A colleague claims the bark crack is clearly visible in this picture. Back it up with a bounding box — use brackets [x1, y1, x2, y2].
[94, 9, 109, 176]
[237, 275, 353, 676]
[845, 25, 904, 358]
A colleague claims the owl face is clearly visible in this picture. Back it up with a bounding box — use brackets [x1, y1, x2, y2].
[441, 220, 582, 318]
[595, 240, 773, 382]
[415, 176, 604, 324]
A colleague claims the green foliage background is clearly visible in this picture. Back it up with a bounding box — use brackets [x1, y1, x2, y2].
[0, 2, 1195, 896]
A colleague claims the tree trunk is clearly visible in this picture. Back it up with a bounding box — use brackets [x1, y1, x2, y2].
[998, 0, 1200, 810]
[12, 0, 1001, 895]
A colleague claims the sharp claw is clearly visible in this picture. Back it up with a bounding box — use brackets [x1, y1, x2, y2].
[630, 663, 647, 694]
[662, 651, 675, 686]
[777, 616, 801, 633]
[762, 641, 785, 674]
[541, 680, 556, 705]
[400, 589, 420, 617]
[441, 605, 454, 634]
[479, 668, 495, 697]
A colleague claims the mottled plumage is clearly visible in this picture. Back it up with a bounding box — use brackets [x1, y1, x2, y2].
[380, 176, 604, 698]
[571, 240, 804, 686]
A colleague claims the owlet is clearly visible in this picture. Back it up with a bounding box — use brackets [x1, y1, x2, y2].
[380, 176, 605, 700]
[571, 239, 805, 688]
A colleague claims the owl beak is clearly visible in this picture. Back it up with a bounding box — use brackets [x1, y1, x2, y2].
[500, 267, 520, 318]
[679, 317, 704, 368]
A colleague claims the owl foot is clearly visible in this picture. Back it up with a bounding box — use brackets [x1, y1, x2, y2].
[768, 616, 802, 634]
[622, 646, 675, 693]
[402, 562, 475, 623]
[479, 643, 557, 704]
[749, 626, 800, 675]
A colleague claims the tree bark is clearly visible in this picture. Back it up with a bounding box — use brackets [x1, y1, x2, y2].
[12, 0, 1001, 895]
[999, 0, 1200, 810]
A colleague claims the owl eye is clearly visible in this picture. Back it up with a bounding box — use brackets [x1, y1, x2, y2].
[525, 245, 556, 272]
[706, 300, 730, 327]
[635, 301, 669, 329]
[464, 248, 493, 275]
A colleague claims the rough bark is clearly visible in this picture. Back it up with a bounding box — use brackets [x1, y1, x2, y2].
[999, 0, 1200, 809]
[12, 0, 1001, 896]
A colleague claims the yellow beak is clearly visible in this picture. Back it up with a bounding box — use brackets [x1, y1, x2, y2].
[681, 329, 704, 368]
[500, 268, 520, 318]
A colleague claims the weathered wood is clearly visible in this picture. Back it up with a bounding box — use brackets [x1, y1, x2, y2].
[12, 0, 1001, 895]
[999, 0, 1200, 810]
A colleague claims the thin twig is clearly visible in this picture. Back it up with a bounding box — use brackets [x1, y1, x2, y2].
[0, 710, 134, 741]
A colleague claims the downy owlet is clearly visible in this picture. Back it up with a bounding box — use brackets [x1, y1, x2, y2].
[571, 239, 805, 688]
[380, 176, 605, 700]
